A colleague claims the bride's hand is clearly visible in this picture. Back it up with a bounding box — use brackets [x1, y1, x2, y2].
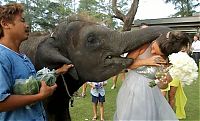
[145, 55, 167, 66]
[157, 73, 172, 89]
[128, 55, 166, 69]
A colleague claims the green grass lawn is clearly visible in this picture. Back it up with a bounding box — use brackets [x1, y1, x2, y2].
[70, 78, 119, 121]
[70, 72, 200, 121]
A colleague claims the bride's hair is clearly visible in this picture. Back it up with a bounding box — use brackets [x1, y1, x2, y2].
[155, 31, 192, 56]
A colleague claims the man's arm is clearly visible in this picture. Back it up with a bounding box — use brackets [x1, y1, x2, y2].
[0, 81, 56, 112]
[55, 64, 74, 75]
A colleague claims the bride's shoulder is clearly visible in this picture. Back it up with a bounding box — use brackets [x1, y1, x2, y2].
[139, 44, 149, 55]
[127, 44, 150, 59]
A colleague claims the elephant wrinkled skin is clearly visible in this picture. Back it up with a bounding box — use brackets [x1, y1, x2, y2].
[20, 15, 171, 121]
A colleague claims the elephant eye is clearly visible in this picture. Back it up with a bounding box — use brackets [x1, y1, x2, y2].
[87, 36, 95, 43]
[86, 34, 101, 47]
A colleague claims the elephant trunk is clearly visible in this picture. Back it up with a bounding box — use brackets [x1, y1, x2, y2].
[117, 26, 172, 53]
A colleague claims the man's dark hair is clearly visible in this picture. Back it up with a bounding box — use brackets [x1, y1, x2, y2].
[194, 34, 199, 40]
[0, 3, 24, 38]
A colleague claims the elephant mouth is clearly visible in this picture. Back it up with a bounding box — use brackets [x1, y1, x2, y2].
[104, 52, 133, 68]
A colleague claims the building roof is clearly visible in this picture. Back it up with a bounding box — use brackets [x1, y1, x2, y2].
[133, 16, 200, 34]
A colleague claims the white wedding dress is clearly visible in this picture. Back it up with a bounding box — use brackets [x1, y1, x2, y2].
[114, 46, 178, 121]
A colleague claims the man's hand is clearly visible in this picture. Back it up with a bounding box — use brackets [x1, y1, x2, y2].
[55, 64, 74, 75]
[38, 81, 57, 100]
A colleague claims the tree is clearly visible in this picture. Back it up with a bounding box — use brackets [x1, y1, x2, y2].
[78, 0, 98, 15]
[112, 0, 139, 31]
[2, 0, 139, 31]
[2, 0, 72, 32]
[77, 0, 118, 29]
[165, 0, 200, 17]
[28, 0, 72, 32]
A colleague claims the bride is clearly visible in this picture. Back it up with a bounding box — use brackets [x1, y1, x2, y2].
[114, 31, 191, 120]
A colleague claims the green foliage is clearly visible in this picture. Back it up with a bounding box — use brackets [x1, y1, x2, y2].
[13, 68, 57, 95]
[165, 0, 200, 17]
[115, 0, 129, 15]
[27, 0, 72, 32]
[2, 0, 121, 31]
[13, 77, 40, 95]
[2, 0, 72, 32]
[2, 0, 199, 31]
[77, 0, 118, 29]
[78, 0, 98, 12]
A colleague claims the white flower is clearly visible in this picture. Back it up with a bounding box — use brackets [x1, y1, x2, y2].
[168, 52, 198, 86]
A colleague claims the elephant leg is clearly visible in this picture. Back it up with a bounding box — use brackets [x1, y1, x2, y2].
[55, 108, 71, 121]
[46, 99, 71, 121]
[47, 109, 71, 121]
[45, 85, 71, 121]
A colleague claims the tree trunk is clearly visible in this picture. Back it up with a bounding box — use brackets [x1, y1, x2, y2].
[112, 0, 139, 31]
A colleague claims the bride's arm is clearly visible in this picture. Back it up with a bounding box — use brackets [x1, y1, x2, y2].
[127, 44, 167, 69]
[128, 58, 150, 69]
[128, 55, 167, 69]
[127, 44, 149, 69]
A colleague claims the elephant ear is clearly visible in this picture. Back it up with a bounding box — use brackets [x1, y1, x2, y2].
[35, 37, 79, 80]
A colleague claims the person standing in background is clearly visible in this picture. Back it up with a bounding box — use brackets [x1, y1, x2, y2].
[88, 81, 107, 121]
[191, 34, 200, 69]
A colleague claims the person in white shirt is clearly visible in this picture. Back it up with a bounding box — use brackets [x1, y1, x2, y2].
[191, 34, 200, 69]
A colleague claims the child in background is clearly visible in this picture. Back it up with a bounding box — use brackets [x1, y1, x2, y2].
[88, 81, 107, 121]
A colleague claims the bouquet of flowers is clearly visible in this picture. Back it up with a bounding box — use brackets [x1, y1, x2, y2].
[149, 65, 172, 88]
[168, 52, 198, 86]
[149, 52, 198, 87]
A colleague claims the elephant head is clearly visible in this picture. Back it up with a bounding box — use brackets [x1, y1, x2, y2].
[19, 15, 172, 121]
[33, 15, 171, 82]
